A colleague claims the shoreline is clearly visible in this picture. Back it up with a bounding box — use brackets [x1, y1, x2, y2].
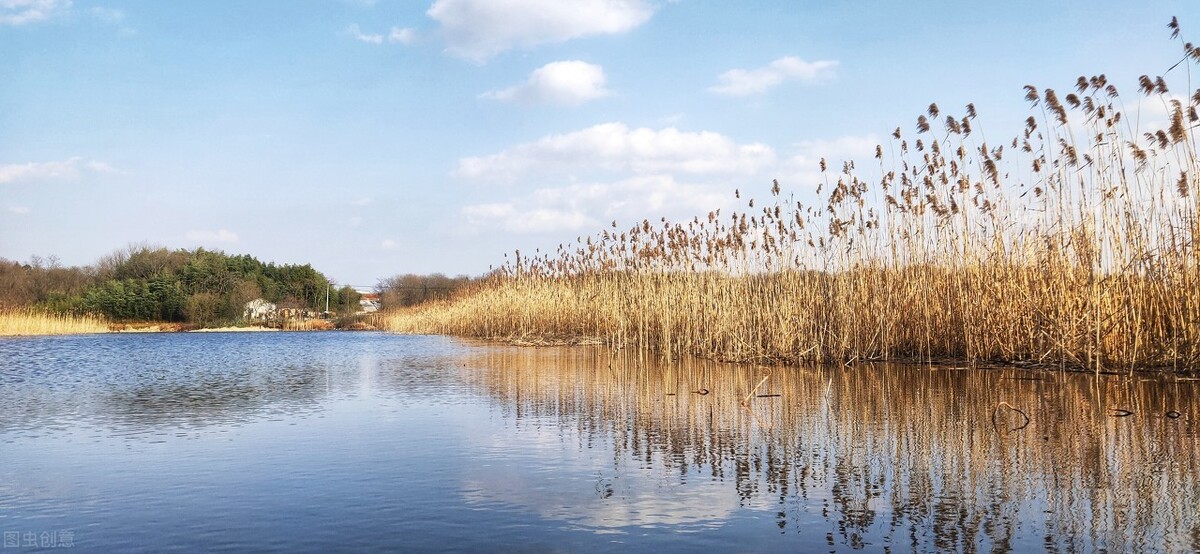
[187, 326, 281, 333]
[5, 324, 1192, 375]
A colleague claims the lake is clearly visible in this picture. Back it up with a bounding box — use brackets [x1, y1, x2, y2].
[1, 332, 1197, 552]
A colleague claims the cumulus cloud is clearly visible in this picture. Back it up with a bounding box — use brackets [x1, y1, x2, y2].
[458, 132, 885, 235]
[462, 175, 731, 234]
[0, 157, 115, 184]
[380, 239, 398, 250]
[348, 23, 418, 44]
[185, 229, 239, 244]
[7, 206, 31, 215]
[709, 56, 838, 96]
[454, 123, 775, 183]
[388, 26, 417, 44]
[778, 134, 881, 189]
[0, 0, 71, 26]
[347, 23, 384, 44]
[482, 60, 610, 106]
[428, 0, 653, 62]
[463, 202, 591, 234]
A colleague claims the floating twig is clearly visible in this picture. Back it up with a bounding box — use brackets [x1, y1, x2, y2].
[742, 376, 769, 405]
[992, 401, 1030, 432]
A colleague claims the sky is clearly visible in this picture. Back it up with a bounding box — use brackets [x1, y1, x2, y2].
[1, 0, 1193, 287]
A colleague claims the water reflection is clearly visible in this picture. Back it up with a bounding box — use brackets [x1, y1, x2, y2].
[2, 334, 1198, 551]
[461, 347, 1200, 551]
[0, 333, 467, 436]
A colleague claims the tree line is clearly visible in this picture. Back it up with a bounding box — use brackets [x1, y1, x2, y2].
[375, 273, 474, 308]
[0, 245, 360, 326]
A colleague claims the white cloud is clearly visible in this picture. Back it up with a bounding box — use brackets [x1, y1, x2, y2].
[463, 202, 592, 234]
[427, 0, 653, 62]
[185, 229, 239, 244]
[380, 239, 398, 250]
[347, 23, 383, 44]
[348, 24, 418, 45]
[482, 60, 611, 106]
[462, 175, 731, 234]
[0, 0, 71, 26]
[778, 134, 881, 189]
[709, 56, 838, 96]
[7, 206, 31, 215]
[454, 123, 775, 183]
[388, 26, 417, 44]
[348, 216, 363, 227]
[84, 160, 115, 173]
[1129, 94, 1193, 134]
[0, 157, 114, 184]
[458, 132, 885, 235]
[350, 197, 373, 206]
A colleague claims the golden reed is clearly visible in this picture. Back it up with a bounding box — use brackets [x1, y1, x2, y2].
[387, 20, 1200, 373]
[0, 309, 109, 336]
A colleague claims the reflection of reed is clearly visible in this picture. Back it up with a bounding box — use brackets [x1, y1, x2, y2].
[463, 346, 1200, 551]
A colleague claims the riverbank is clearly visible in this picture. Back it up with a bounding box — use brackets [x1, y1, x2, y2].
[0, 311, 380, 336]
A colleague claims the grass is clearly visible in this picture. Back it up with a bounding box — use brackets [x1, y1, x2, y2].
[385, 20, 1200, 373]
[0, 309, 110, 336]
[282, 319, 336, 331]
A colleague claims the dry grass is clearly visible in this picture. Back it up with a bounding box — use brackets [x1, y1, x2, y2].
[387, 22, 1200, 373]
[282, 319, 336, 331]
[0, 309, 110, 336]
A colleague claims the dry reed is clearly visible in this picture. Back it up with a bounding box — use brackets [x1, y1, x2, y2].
[387, 21, 1200, 373]
[0, 308, 109, 336]
[282, 319, 336, 331]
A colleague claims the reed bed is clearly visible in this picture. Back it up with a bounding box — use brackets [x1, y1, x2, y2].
[282, 319, 336, 331]
[387, 21, 1200, 372]
[0, 308, 110, 336]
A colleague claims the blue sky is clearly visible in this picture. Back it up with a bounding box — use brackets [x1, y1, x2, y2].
[1, 0, 1192, 286]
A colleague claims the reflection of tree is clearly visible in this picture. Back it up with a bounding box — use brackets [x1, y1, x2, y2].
[101, 364, 326, 428]
[2, 334, 474, 435]
[96, 350, 466, 430]
[463, 346, 1200, 551]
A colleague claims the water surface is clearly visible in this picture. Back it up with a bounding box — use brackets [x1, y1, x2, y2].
[1, 332, 1197, 552]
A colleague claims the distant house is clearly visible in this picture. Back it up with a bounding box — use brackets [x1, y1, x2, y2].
[244, 298, 277, 320]
[357, 291, 382, 314]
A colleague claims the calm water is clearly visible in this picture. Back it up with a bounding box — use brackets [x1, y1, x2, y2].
[1, 332, 1197, 552]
